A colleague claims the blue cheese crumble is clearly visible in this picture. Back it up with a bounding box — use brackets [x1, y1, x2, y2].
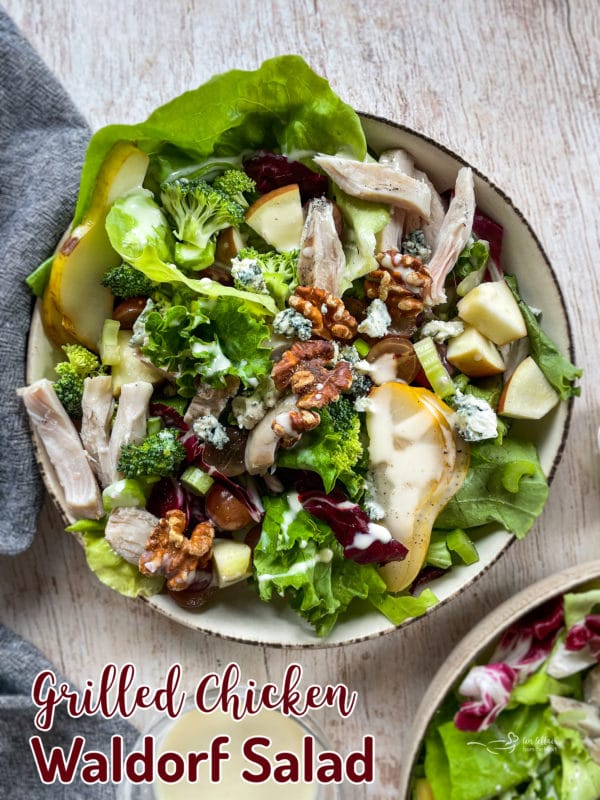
[230, 257, 268, 294]
[129, 299, 154, 348]
[420, 319, 464, 343]
[402, 229, 432, 262]
[192, 415, 230, 450]
[273, 308, 312, 341]
[357, 299, 391, 338]
[452, 390, 498, 442]
[232, 377, 279, 430]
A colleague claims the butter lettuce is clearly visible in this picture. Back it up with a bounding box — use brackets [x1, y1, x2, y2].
[435, 437, 549, 538]
[80, 532, 164, 598]
[74, 55, 367, 225]
[334, 188, 390, 293]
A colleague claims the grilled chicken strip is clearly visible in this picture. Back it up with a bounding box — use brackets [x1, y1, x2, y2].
[105, 507, 158, 565]
[415, 169, 446, 253]
[184, 375, 240, 425]
[19, 379, 103, 519]
[106, 381, 154, 484]
[80, 376, 114, 488]
[376, 150, 416, 250]
[297, 197, 346, 295]
[426, 167, 475, 305]
[313, 154, 431, 218]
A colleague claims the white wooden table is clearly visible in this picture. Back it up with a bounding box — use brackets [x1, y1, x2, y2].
[2, 1, 599, 797]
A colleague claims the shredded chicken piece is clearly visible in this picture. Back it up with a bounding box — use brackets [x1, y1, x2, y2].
[376, 150, 415, 250]
[313, 154, 431, 218]
[426, 167, 475, 305]
[105, 507, 159, 564]
[414, 169, 446, 253]
[19, 379, 103, 519]
[184, 375, 240, 425]
[297, 197, 346, 295]
[80, 376, 114, 488]
[106, 381, 153, 484]
[244, 395, 298, 475]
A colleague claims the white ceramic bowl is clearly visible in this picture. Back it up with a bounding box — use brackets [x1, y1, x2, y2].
[26, 113, 576, 647]
[397, 561, 600, 798]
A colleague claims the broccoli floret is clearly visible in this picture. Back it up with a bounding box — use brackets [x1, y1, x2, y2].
[101, 263, 155, 298]
[160, 177, 245, 269]
[213, 170, 256, 208]
[117, 429, 186, 478]
[53, 345, 102, 418]
[236, 246, 298, 307]
[327, 397, 359, 433]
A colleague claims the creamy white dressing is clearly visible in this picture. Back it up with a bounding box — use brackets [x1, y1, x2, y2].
[356, 354, 398, 385]
[351, 523, 392, 551]
[279, 491, 304, 542]
[257, 548, 334, 583]
[155, 708, 316, 800]
[366, 387, 446, 544]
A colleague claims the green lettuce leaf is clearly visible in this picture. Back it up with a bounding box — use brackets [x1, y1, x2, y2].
[510, 662, 581, 706]
[254, 494, 436, 635]
[80, 533, 164, 598]
[453, 237, 490, 280]
[276, 398, 364, 497]
[435, 437, 549, 538]
[505, 274, 582, 399]
[74, 56, 366, 226]
[142, 295, 271, 395]
[564, 589, 600, 628]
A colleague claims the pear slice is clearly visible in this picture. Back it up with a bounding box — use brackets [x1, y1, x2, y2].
[42, 143, 149, 351]
[245, 184, 304, 252]
[366, 383, 469, 593]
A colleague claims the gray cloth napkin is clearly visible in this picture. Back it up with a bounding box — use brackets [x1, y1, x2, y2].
[0, 10, 91, 554]
[0, 625, 138, 799]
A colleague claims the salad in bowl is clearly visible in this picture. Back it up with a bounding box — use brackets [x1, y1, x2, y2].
[22, 56, 580, 641]
[409, 567, 600, 799]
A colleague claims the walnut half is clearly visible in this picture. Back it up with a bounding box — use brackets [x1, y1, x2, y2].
[139, 510, 215, 591]
[289, 286, 357, 341]
[365, 250, 432, 325]
[271, 340, 353, 410]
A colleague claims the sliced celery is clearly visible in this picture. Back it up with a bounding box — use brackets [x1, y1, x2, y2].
[414, 337, 455, 399]
[102, 479, 146, 512]
[446, 529, 479, 565]
[99, 318, 121, 366]
[181, 466, 214, 496]
[354, 338, 370, 357]
[146, 416, 162, 436]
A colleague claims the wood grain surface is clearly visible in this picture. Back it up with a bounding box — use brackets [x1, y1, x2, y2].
[1, 1, 599, 797]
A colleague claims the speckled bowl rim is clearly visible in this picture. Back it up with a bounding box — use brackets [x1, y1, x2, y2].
[26, 112, 576, 649]
[397, 560, 600, 798]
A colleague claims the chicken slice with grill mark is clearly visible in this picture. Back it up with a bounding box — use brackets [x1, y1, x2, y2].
[80, 375, 114, 488]
[184, 375, 240, 425]
[297, 197, 346, 295]
[313, 154, 431, 218]
[106, 381, 154, 484]
[19, 379, 103, 519]
[105, 506, 159, 565]
[426, 167, 475, 305]
[376, 150, 415, 250]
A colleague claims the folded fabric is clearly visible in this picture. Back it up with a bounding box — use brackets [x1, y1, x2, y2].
[0, 10, 91, 555]
[0, 624, 138, 798]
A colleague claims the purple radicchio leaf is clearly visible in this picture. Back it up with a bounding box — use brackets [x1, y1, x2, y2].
[454, 596, 564, 732]
[472, 208, 504, 272]
[454, 663, 517, 732]
[149, 403, 189, 431]
[566, 614, 600, 660]
[297, 488, 407, 565]
[243, 151, 329, 204]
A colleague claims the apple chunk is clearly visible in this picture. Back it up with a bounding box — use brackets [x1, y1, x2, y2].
[457, 280, 527, 345]
[245, 184, 304, 252]
[498, 356, 559, 419]
[446, 325, 505, 377]
[215, 226, 246, 265]
[211, 540, 252, 588]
